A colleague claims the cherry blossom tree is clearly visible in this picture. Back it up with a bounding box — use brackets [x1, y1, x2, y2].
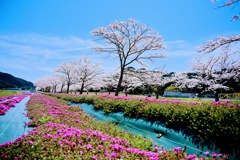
[34, 76, 53, 92]
[119, 68, 143, 96]
[74, 57, 103, 94]
[86, 77, 103, 95]
[101, 68, 143, 96]
[34, 77, 50, 92]
[198, 35, 240, 55]
[56, 74, 67, 93]
[92, 18, 166, 96]
[194, 0, 240, 100]
[192, 51, 240, 101]
[198, 1, 240, 54]
[48, 75, 59, 93]
[144, 71, 175, 98]
[172, 72, 203, 96]
[35, 75, 63, 93]
[102, 73, 119, 94]
[54, 61, 77, 94]
[117, 67, 174, 98]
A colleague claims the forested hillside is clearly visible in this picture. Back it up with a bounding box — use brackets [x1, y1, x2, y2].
[0, 71, 34, 90]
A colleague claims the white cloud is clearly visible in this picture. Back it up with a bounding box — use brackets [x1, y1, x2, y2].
[165, 40, 198, 57]
[0, 33, 101, 82]
[0, 33, 97, 60]
[0, 57, 31, 71]
[149, 40, 201, 73]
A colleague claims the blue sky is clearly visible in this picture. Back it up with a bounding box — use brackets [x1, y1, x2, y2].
[0, 0, 239, 83]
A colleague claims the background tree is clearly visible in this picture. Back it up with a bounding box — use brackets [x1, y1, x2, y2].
[54, 61, 76, 94]
[56, 74, 67, 93]
[92, 18, 166, 96]
[34, 77, 52, 92]
[120, 68, 143, 96]
[102, 73, 119, 94]
[147, 71, 174, 99]
[173, 72, 203, 96]
[87, 77, 103, 95]
[192, 51, 240, 101]
[130, 68, 174, 98]
[48, 75, 59, 93]
[74, 57, 103, 94]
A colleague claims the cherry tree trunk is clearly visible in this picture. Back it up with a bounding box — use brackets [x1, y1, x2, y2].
[115, 69, 124, 96]
[214, 91, 219, 102]
[80, 82, 85, 94]
[60, 85, 64, 93]
[66, 83, 70, 94]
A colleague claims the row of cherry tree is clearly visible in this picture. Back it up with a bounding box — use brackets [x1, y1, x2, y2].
[35, 52, 239, 101]
[35, 0, 240, 101]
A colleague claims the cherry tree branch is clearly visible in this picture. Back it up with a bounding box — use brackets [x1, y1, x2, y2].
[197, 35, 240, 53]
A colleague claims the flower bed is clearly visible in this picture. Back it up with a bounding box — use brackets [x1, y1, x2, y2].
[0, 93, 227, 159]
[48, 93, 239, 158]
[0, 93, 31, 115]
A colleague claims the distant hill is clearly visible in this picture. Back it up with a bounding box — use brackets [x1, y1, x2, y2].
[0, 71, 34, 90]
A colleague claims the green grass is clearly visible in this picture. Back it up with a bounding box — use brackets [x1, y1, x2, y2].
[0, 90, 22, 97]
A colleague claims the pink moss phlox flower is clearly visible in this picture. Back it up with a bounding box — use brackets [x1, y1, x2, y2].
[104, 151, 110, 158]
[92, 155, 98, 160]
[110, 143, 124, 152]
[58, 141, 63, 146]
[125, 147, 159, 159]
[99, 94, 133, 100]
[84, 144, 92, 150]
[174, 146, 181, 154]
[217, 153, 223, 157]
[111, 152, 117, 158]
[223, 154, 229, 159]
[0, 94, 30, 115]
[98, 145, 103, 150]
[45, 122, 68, 129]
[204, 151, 209, 155]
[99, 92, 240, 108]
[27, 140, 33, 145]
[187, 154, 197, 160]
[78, 140, 82, 145]
[57, 139, 76, 147]
[211, 100, 237, 107]
[211, 152, 217, 157]
[0, 133, 28, 147]
[28, 129, 39, 135]
[45, 133, 54, 138]
[0, 141, 13, 147]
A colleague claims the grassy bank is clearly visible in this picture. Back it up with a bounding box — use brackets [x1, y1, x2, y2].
[0, 93, 195, 159]
[49, 93, 239, 158]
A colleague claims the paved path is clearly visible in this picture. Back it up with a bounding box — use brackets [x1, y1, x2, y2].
[0, 96, 32, 144]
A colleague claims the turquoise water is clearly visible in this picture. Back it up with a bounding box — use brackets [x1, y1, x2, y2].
[71, 102, 220, 156]
[0, 96, 33, 144]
